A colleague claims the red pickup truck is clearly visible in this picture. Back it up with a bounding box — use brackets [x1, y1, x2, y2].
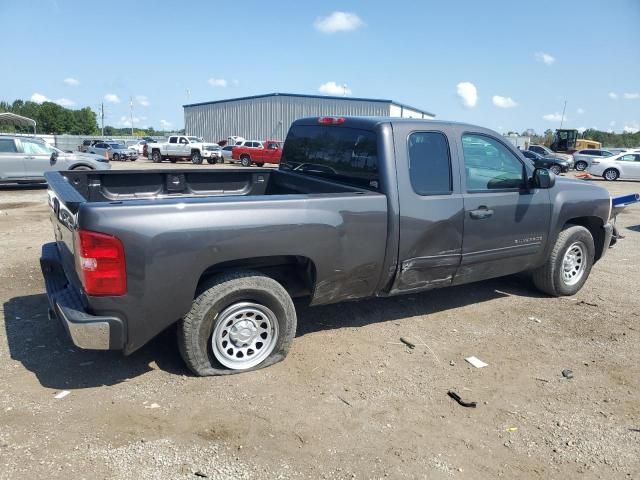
[232, 140, 282, 167]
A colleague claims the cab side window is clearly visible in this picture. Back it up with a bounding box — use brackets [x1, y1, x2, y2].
[179, 137, 188, 144]
[462, 134, 525, 191]
[22, 140, 51, 155]
[0, 139, 17, 153]
[407, 132, 452, 195]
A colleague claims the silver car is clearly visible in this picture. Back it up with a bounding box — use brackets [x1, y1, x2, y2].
[220, 145, 234, 163]
[0, 136, 110, 185]
[90, 141, 138, 161]
[572, 149, 615, 172]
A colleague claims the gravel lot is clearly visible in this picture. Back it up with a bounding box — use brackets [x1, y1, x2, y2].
[1, 160, 639, 479]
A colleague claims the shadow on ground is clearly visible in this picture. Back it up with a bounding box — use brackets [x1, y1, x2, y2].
[627, 224, 640, 232]
[4, 275, 542, 389]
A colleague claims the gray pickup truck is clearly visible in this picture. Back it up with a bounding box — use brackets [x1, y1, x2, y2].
[40, 117, 614, 376]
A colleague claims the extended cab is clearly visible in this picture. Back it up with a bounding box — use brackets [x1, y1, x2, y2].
[41, 117, 614, 376]
[232, 139, 282, 167]
[148, 135, 222, 164]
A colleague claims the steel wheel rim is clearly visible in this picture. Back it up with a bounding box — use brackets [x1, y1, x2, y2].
[551, 166, 561, 175]
[576, 162, 586, 171]
[211, 302, 279, 370]
[561, 242, 586, 286]
[605, 170, 617, 180]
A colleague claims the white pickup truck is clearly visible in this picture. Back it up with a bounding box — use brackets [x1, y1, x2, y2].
[148, 135, 222, 164]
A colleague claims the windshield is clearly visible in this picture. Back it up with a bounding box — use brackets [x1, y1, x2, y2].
[188, 137, 203, 143]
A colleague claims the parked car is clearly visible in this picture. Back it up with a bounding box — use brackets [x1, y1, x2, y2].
[41, 116, 614, 376]
[606, 148, 631, 155]
[147, 135, 222, 164]
[232, 140, 283, 167]
[572, 149, 615, 172]
[126, 139, 147, 154]
[0, 136, 110, 184]
[588, 151, 640, 181]
[79, 139, 108, 153]
[220, 145, 234, 162]
[521, 150, 569, 175]
[528, 145, 574, 168]
[89, 141, 138, 161]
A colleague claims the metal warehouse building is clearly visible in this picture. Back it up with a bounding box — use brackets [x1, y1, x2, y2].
[183, 92, 435, 142]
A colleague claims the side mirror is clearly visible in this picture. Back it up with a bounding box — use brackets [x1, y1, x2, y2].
[532, 167, 555, 189]
[50, 150, 58, 163]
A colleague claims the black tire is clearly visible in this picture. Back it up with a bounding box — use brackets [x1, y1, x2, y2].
[152, 150, 162, 163]
[170, 158, 178, 163]
[240, 155, 251, 167]
[178, 271, 297, 376]
[191, 150, 203, 164]
[206, 157, 217, 165]
[575, 161, 587, 171]
[603, 168, 619, 181]
[255, 162, 265, 167]
[531, 225, 595, 296]
[550, 164, 562, 175]
[113, 153, 120, 161]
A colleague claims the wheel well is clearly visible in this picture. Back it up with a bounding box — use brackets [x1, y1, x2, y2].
[565, 216, 606, 261]
[191, 149, 200, 155]
[196, 255, 316, 299]
[70, 164, 94, 170]
[240, 153, 250, 159]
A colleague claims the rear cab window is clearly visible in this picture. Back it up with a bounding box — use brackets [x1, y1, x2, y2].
[280, 125, 379, 190]
[407, 132, 452, 195]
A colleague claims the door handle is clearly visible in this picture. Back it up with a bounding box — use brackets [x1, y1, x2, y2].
[469, 207, 494, 219]
[24, 156, 35, 160]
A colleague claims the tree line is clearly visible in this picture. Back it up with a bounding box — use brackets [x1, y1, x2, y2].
[0, 99, 177, 136]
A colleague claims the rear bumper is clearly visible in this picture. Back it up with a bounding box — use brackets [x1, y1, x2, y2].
[40, 242, 125, 350]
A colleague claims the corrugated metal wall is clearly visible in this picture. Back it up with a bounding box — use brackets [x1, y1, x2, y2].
[184, 96, 392, 142]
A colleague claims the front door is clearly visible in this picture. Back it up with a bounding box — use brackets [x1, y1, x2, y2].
[391, 128, 464, 294]
[455, 133, 551, 285]
[19, 138, 58, 178]
[0, 138, 25, 179]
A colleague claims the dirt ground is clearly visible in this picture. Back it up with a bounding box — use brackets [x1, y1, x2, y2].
[1, 160, 639, 479]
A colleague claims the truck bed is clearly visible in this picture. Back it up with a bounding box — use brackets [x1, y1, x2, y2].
[46, 168, 370, 212]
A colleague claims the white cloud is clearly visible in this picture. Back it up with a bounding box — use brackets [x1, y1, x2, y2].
[208, 77, 228, 87]
[608, 92, 618, 100]
[54, 98, 75, 107]
[104, 93, 121, 103]
[160, 119, 172, 129]
[63, 77, 79, 87]
[492, 95, 518, 108]
[314, 11, 364, 33]
[543, 112, 566, 122]
[318, 81, 351, 96]
[535, 52, 556, 65]
[577, 126, 587, 134]
[610, 120, 616, 127]
[623, 92, 640, 100]
[576, 107, 585, 114]
[31, 92, 48, 103]
[623, 123, 639, 134]
[456, 82, 478, 108]
[135, 95, 150, 107]
[119, 115, 142, 127]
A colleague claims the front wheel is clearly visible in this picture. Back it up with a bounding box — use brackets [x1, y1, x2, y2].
[177, 271, 297, 376]
[191, 151, 203, 164]
[550, 164, 562, 175]
[113, 153, 120, 161]
[151, 150, 162, 163]
[531, 225, 595, 296]
[575, 161, 587, 171]
[603, 168, 619, 181]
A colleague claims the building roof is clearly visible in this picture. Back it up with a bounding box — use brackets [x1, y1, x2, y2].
[183, 92, 435, 117]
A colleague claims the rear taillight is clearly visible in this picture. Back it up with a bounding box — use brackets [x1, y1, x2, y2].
[318, 116, 346, 125]
[75, 229, 126, 296]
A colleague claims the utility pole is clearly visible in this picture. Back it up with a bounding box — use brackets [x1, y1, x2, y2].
[100, 102, 105, 136]
[560, 100, 567, 129]
[343, 84, 348, 97]
[129, 96, 134, 136]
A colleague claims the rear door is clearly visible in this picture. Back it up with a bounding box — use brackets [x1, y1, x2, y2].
[18, 138, 56, 178]
[456, 132, 551, 284]
[391, 126, 464, 293]
[0, 138, 25, 179]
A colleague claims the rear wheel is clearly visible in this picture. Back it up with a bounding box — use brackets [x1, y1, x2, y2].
[603, 168, 619, 181]
[177, 271, 297, 376]
[191, 150, 203, 164]
[113, 153, 120, 161]
[152, 150, 162, 163]
[240, 155, 251, 167]
[531, 225, 595, 296]
[575, 161, 587, 171]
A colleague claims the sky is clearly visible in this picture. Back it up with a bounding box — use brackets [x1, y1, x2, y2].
[1, 0, 639, 134]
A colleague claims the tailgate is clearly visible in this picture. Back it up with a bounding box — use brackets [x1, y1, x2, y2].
[45, 171, 87, 290]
